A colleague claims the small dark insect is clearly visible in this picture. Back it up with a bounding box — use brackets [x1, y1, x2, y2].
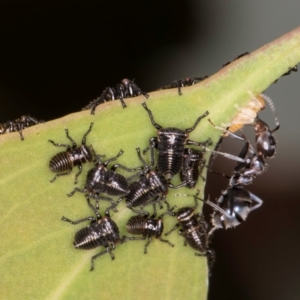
[62, 199, 142, 271]
[126, 203, 176, 253]
[222, 52, 250, 67]
[48, 123, 96, 184]
[180, 148, 206, 189]
[142, 102, 212, 180]
[282, 65, 298, 76]
[160, 76, 208, 95]
[125, 148, 170, 212]
[274, 65, 298, 83]
[223, 52, 297, 82]
[165, 192, 215, 273]
[82, 78, 149, 114]
[68, 149, 141, 210]
[0, 114, 44, 140]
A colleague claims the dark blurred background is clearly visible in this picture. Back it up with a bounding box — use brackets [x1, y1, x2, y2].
[1, 1, 299, 299]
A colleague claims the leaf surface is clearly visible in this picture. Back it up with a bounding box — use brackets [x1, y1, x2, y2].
[1, 27, 300, 300]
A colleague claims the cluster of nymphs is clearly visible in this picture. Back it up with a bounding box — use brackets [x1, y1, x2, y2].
[48, 100, 216, 272]
[47, 78, 281, 274]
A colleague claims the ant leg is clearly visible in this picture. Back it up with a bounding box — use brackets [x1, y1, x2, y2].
[206, 148, 246, 163]
[183, 190, 234, 219]
[208, 119, 246, 141]
[186, 138, 213, 148]
[249, 192, 263, 211]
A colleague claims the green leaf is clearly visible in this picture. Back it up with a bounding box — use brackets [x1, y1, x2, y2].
[1, 27, 300, 300]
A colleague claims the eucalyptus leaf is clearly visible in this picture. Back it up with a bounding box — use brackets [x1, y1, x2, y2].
[1, 27, 300, 300]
